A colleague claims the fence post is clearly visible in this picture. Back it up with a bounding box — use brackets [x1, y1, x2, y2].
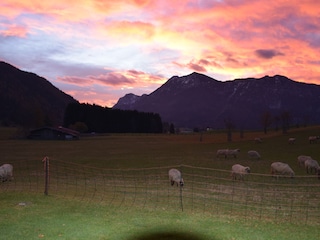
[180, 185, 183, 212]
[180, 165, 184, 212]
[42, 156, 50, 195]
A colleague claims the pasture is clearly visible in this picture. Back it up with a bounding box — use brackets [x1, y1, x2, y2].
[1, 126, 320, 239]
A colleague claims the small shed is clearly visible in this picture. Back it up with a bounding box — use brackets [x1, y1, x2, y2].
[27, 126, 80, 140]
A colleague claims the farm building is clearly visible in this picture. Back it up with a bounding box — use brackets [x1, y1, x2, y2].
[27, 126, 80, 140]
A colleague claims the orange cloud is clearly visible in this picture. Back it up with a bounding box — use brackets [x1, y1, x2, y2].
[104, 21, 156, 42]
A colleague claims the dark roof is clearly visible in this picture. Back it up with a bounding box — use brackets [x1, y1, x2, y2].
[28, 126, 80, 140]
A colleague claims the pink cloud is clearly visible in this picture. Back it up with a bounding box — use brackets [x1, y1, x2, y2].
[187, 62, 207, 72]
[59, 68, 166, 107]
[58, 69, 165, 88]
[0, 24, 28, 37]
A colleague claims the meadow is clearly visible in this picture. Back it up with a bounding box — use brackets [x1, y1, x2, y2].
[0, 126, 320, 239]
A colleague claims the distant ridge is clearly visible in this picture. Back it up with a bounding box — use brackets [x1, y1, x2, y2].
[0, 61, 78, 127]
[114, 73, 320, 129]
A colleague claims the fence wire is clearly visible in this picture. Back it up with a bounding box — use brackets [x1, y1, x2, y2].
[1, 159, 320, 225]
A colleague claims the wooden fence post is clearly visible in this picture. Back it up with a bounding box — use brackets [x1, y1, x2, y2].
[42, 156, 50, 195]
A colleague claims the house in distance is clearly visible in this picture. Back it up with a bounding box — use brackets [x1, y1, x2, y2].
[27, 126, 79, 140]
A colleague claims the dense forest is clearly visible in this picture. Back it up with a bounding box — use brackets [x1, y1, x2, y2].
[63, 103, 163, 133]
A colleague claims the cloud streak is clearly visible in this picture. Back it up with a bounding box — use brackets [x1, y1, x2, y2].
[255, 49, 284, 59]
[1, 0, 320, 106]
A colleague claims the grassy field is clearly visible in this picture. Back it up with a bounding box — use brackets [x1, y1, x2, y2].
[1, 192, 319, 240]
[1, 126, 320, 239]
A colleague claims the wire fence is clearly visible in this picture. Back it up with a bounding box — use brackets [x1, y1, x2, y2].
[1, 158, 320, 225]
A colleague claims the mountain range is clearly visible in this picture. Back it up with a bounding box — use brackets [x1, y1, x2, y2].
[113, 72, 320, 130]
[2, 60, 320, 130]
[0, 61, 77, 127]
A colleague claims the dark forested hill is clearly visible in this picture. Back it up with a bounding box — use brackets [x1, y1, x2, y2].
[0, 61, 78, 127]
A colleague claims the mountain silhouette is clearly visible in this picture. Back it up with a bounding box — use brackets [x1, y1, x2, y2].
[114, 72, 320, 129]
[0, 61, 78, 127]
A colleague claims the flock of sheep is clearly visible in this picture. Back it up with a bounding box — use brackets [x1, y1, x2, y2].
[227, 136, 320, 181]
[169, 135, 320, 186]
[2, 136, 319, 188]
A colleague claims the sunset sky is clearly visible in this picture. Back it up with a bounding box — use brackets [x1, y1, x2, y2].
[1, 0, 320, 107]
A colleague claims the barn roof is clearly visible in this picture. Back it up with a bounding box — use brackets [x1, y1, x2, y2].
[27, 126, 80, 140]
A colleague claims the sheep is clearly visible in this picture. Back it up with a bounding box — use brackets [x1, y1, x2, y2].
[254, 137, 262, 143]
[288, 138, 296, 144]
[304, 159, 320, 174]
[226, 149, 240, 158]
[297, 155, 312, 167]
[216, 149, 228, 158]
[168, 169, 184, 187]
[231, 164, 250, 180]
[0, 163, 13, 182]
[309, 136, 319, 144]
[248, 150, 261, 159]
[271, 162, 295, 178]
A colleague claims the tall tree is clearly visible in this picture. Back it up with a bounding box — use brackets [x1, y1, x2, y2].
[261, 111, 273, 134]
[224, 118, 235, 142]
[281, 111, 291, 134]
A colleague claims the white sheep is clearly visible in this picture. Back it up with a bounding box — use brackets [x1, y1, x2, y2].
[304, 159, 320, 174]
[226, 149, 240, 158]
[216, 149, 228, 158]
[297, 155, 312, 167]
[288, 138, 296, 144]
[0, 164, 13, 182]
[254, 137, 262, 143]
[231, 164, 250, 180]
[271, 162, 295, 178]
[248, 150, 261, 159]
[168, 169, 184, 187]
[309, 136, 319, 144]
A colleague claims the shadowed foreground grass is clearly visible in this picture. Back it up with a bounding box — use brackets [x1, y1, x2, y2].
[0, 193, 318, 240]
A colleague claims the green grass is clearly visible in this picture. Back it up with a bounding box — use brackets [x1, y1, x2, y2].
[0, 193, 319, 240]
[1, 126, 320, 239]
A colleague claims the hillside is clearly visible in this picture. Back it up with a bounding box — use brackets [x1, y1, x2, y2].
[0, 61, 78, 127]
[114, 73, 320, 129]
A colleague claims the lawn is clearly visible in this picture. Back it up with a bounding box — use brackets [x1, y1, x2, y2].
[0, 192, 319, 240]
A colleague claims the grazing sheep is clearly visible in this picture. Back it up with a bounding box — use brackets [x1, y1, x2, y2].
[226, 149, 240, 158]
[0, 164, 13, 182]
[216, 149, 228, 158]
[248, 150, 261, 159]
[168, 169, 184, 187]
[288, 138, 296, 144]
[271, 162, 295, 178]
[304, 159, 320, 174]
[231, 164, 250, 180]
[309, 136, 319, 144]
[254, 137, 262, 143]
[297, 155, 312, 167]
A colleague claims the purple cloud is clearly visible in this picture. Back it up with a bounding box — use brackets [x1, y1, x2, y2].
[255, 49, 284, 59]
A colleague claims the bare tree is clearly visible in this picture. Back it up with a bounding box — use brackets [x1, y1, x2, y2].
[274, 115, 280, 131]
[261, 111, 273, 134]
[224, 118, 235, 142]
[281, 111, 291, 134]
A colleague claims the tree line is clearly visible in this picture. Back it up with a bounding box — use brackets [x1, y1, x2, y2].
[63, 103, 163, 133]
